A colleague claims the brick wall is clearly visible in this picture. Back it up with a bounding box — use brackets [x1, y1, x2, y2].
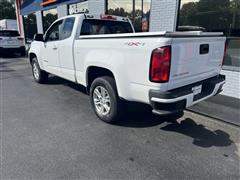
[220, 70, 240, 99]
[149, 0, 179, 32]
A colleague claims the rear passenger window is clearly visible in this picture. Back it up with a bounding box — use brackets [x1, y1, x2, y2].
[61, 17, 75, 40]
[80, 19, 133, 36]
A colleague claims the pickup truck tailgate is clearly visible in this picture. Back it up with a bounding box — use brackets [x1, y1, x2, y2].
[168, 36, 226, 90]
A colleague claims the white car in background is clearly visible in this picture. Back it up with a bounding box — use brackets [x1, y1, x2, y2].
[0, 30, 26, 56]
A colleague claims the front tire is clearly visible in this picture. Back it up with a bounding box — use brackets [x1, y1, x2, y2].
[90, 76, 122, 123]
[31, 57, 48, 83]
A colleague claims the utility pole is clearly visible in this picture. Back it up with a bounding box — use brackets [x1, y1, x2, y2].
[133, 0, 135, 24]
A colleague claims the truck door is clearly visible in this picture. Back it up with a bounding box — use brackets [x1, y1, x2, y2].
[58, 17, 76, 82]
[41, 20, 63, 76]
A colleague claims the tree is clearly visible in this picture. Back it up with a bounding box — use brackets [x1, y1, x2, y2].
[0, 0, 16, 20]
[230, 0, 240, 28]
[179, 2, 198, 26]
[178, 0, 240, 36]
[43, 13, 57, 32]
[108, 8, 151, 32]
[108, 8, 131, 18]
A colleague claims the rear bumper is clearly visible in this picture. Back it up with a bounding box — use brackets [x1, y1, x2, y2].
[149, 75, 226, 115]
[0, 46, 25, 53]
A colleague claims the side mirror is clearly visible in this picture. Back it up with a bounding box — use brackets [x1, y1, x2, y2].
[34, 34, 44, 42]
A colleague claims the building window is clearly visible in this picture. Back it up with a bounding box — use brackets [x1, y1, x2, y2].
[135, 0, 151, 32]
[68, 0, 89, 15]
[108, 0, 133, 19]
[178, 0, 240, 71]
[23, 13, 37, 44]
[107, 0, 151, 32]
[42, 8, 58, 33]
[224, 37, 240, 71]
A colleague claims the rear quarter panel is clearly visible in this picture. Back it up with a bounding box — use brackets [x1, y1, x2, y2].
[74, 37, 172, 103]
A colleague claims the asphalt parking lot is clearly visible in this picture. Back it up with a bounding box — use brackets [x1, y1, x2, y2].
[0, 56, 240, 179]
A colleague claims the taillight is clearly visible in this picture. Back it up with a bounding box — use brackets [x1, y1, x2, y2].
[150, 46, 171, 82]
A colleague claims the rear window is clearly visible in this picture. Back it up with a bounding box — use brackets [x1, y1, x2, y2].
[80, 19, 133, 36]
[0, 30, 20, 37]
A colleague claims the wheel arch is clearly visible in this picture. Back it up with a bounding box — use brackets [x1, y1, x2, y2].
[29, 53, 37, 65]
[86, 66, 117, 94]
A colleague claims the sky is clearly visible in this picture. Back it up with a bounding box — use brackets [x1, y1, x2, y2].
[108, 0, 200, 12]
[108, 0, 151, 12]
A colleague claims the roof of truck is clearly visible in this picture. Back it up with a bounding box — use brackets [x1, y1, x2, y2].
[58, 14, 130, 22]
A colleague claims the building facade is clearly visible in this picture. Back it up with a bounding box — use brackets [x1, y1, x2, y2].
[15, 0, 240, 99]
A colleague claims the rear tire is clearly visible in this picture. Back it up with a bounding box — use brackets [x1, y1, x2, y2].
[90, 76, 122, 123]
[31, 57, 48, 84]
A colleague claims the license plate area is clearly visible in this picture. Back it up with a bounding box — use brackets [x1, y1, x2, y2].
[7, 40, 16, 44]
[167, 75, 224, 102]
[192, 85, 202, 95]
[193, 83, 215, 101]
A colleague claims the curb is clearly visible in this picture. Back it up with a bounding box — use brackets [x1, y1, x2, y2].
[187, 108, 240, 128]
[183, 110, 240, 143]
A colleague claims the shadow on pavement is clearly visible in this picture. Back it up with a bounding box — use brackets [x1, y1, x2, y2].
[0, 54, 24, 58]
[161, 118, 233, 148]
[46, 76, 71, 85]
[47, 76, 87, 93]
[115, 112, 165, 128]
[45, 76, 177, 128]
[0, 61, 12, 66]
[113, 103, 183, 128]
[0, 69, 15, 72]
[47, 76, 182, 128]
[31, 75, 234, 147]
[0, 59, 15, 72]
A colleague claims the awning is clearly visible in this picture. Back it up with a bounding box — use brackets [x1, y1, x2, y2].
[20, 0, 84, 15]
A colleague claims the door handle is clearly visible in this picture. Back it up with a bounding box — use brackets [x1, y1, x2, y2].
[200, 44, 209, 54]
[52, 45, 58, 50]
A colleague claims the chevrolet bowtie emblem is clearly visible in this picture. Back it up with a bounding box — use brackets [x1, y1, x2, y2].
[41, 0, 57, 6]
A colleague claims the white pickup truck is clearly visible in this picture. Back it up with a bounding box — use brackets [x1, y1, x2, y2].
[29, 14, 226, 123]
